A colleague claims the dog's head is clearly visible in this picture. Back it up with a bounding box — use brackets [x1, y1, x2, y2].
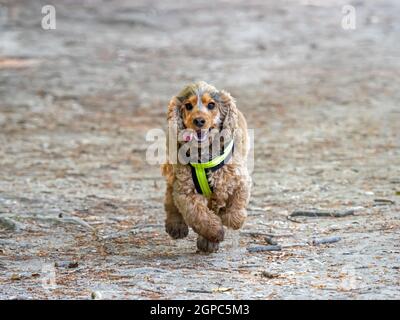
[167, 81, 238, 145]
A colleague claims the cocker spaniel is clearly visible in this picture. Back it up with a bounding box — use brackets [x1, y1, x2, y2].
[161, 81, 251, 253]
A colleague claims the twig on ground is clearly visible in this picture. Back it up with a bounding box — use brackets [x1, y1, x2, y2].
[289, 209, 354, 218]
[36, 215, 94, 230]
[1, 214, 93, 230]
[309, 236, 341, 246]
[131, 224, 163, 234]
[186, 289, 213, 294]
[248, 236, 342, 251]
[0, 217, 24, 231]
[373, 199, 395, 205]
[240, 231, 293, 238]
[131, 224, 163, 230]
[281, 242, 309, 248]
[247, 245, 282, 253]
[61, 217, 94, 230]
[247, 212, 264, 216]
[286, 216, 303, 223]
[237, 264, 263, 268]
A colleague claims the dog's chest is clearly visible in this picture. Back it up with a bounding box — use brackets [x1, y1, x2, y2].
[208, 164, 238, 196]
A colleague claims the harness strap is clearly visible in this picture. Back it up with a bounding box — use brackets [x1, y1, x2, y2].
[189, 140, 234, 198]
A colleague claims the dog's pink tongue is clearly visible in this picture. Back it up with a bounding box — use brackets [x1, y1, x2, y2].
[184, 133, 193, 141]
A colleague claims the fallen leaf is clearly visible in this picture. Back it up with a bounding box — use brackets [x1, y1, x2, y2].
[11, 274, 22, 281]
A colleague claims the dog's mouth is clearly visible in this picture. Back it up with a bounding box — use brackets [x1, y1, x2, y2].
[182, 127, 217, 143]
[194, 129, 209, 142]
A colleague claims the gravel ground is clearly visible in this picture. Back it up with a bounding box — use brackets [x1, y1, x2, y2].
[0, 0, 399, 299]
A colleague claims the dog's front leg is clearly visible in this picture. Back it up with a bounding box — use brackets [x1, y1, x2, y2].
[173, 187, 224, 252]
[165, 183, 189, 239]
[220, 178, 250, 230]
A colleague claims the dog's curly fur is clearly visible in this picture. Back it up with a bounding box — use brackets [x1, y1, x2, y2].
[161, 81, 251, 253]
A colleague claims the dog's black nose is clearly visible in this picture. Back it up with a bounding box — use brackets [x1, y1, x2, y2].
[193, 117, 206, 128]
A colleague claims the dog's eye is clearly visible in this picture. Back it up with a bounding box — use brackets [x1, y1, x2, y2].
[185, 103, 193, 111]
[207, 102, 215, 110]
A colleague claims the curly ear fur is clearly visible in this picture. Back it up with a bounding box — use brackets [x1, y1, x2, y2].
[161, 97, 183, 179]
[167, 97, 184, 131]
[218, 90, 239, 141]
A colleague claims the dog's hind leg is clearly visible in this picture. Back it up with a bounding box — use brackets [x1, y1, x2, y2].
[165, 184, 189, 239]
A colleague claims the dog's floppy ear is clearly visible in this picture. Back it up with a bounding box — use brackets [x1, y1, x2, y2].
[167, 96, 184, 131]
[218, 90, 238, 140]
[164, 96, 183, 166]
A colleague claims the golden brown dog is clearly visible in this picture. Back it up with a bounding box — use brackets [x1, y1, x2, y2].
[161, 81, 251, 252]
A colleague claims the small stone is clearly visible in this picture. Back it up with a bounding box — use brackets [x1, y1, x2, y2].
[264, 236, 278, 245]
[91, 291, 103, 300]
[260, 271, 279, 279]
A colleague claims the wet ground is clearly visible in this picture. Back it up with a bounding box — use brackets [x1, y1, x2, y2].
[0, 0, 399, 299]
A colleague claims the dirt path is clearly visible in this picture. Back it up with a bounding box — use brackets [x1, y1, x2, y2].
[0, 0, 399, 299]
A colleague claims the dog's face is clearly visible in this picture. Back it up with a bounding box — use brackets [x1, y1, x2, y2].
[180, 91, 220, 142]
[167, 81, 238, 147]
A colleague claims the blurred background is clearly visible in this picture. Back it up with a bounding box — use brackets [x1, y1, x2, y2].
[0, 0, 399, 299]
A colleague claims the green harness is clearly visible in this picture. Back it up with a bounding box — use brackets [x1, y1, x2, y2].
[189, 140, 234, 198]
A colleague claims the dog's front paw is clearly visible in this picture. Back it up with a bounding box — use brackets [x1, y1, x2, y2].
[165, 221, 189, 239]
[194, 225, 224, 243]
[196, 235, 220, 253]
[220, 209, 247, 230]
